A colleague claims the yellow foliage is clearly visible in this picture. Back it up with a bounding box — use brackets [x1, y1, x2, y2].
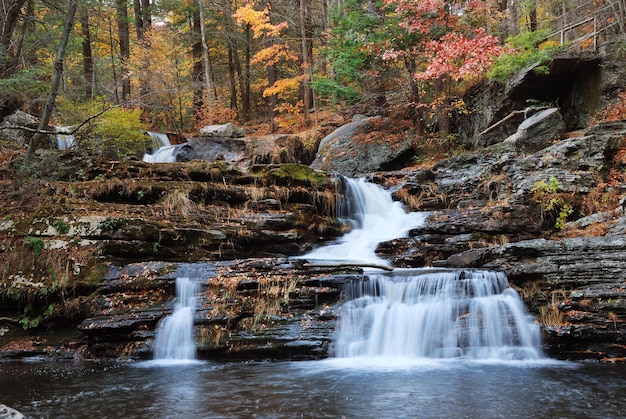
[263, 76, 304, 99]
[252, 44, 298, 67]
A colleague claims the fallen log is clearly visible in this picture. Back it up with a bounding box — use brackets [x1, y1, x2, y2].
[302, 262, 394, 271]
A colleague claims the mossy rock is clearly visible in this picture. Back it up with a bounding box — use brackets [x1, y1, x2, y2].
[250, 164, 329, 186]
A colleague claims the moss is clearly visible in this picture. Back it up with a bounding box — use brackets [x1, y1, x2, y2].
[251, 164, 329, 186]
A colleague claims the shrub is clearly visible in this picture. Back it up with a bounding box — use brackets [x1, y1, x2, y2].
[55, 100, 151, 159]
[489, 30, 563, 82]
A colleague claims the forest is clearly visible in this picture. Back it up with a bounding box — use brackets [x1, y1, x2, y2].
[1, 0, 623, 159]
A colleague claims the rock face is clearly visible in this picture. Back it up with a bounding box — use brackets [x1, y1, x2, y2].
[311, 116, 415, 176]
[380, 118, 626, 360]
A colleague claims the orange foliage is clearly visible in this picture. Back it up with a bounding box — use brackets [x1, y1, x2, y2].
[590, 91, 626, 125]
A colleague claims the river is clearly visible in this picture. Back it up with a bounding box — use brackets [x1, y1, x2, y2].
[2, 358, 626, 418]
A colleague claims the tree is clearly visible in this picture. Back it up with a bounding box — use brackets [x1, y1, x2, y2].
[25, 0, 79, 160]
[0, 0, 28, 77]
[115, 0, 131, 101]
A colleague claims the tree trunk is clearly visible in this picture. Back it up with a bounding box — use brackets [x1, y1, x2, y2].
[80, 10, 94, 100]
[264, 0, 278, 127]
[404, 57, 423, 132]
[227, 41, 238, 111]
[0, 0, 27, 77]
[365, 0, 386, 114]
[240, 24, 251, 122]
[115, 0, 131, 101]
[198, 0, 212, 120]
[299, 0, 311, 126]
[191, 9, 204, 119]
[25, 0, 79, 161]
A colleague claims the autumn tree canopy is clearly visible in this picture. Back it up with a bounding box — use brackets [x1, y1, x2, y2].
[0, 0, 622, 154]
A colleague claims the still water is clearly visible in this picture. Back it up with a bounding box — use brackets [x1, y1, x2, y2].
[2, 358, 626, 418]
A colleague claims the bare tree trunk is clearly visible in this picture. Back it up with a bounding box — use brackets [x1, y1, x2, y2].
[25, 0, 79, 161]
[80, 10, 94, 100]
[198, 0, 212, 122]
[265, 0, 278, 127]
[0, 0, 27, 77]
[115, 0, 131, 101]
[191, 9, 204, 119]
[299, 0, 311, 126]
[227, 41, 238, 111]
[240, 24, 251, 122]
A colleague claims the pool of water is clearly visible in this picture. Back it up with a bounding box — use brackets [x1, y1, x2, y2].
[2, 357, 626, 418]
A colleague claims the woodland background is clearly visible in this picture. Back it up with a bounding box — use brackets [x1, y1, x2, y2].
[0, 0, 623, 157]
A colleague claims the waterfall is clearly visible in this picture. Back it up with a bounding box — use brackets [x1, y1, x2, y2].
[153, 277, 198, 361]
[147, 131, 171, 149]
[300, 177, 428, 267]
[143, 132, 177, 163]
[333, 270, 543, 360]
[56, 133, 76, 150]
[143, 145, 178, 163]
[302, 177, 544, 361]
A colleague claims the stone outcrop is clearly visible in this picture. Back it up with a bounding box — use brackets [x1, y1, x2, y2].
[311, 116, 415, 176]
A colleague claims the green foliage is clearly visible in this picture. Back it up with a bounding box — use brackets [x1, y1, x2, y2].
[25, 236, 45, 257]
[311, 77, 360, 105]
[19, 303, 55, 330]
[531, 176, 574, 230]
[489, 30, 562, 82]
[55, 100, 151, 159]
[99, 218, 119, 230]
[52, 219, 70, 235]
[315, 0, 389, 105]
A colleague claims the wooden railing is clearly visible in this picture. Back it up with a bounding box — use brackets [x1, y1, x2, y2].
[542, 1, 626, 52]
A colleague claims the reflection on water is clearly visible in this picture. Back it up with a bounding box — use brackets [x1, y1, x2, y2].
[2, 359, 626, 418]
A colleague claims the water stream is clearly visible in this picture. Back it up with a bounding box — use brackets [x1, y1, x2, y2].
[304, 177, 543, 362]
[151, 277, 199, 363]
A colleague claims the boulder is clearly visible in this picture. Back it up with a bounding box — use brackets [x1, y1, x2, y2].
[311, 116, 415, 176]
[503, 108, 566, 153]
[0, 110, 38, 146]
[199, 122, 245, 138]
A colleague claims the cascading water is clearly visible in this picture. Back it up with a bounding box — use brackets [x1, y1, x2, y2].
[153, 277, 198, 361]
[302, 177, 544, 361]
[300, 177, 428, 267]
[143, 132, 177, 163]
[333, 270, 543, 360]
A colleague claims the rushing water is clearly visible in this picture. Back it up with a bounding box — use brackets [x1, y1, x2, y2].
[333, 269, 543, 360]
[298, 177, 428, 267]
[2, 177, 615, 417]
[3, 359, 626, 418]
[152, 277, 199, 363]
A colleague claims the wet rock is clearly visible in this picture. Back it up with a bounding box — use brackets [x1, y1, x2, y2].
[0, 403, 25, 419]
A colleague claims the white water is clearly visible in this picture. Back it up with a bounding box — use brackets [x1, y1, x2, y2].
[333, 270, 543, 360]
[302, 177, 544, 362]
[143, 145, 178, 162]
[153, 277, 198, 362]
[301, 178, 428, 267]
[56, 134, 76, 150]
[143, 132, 177, 162]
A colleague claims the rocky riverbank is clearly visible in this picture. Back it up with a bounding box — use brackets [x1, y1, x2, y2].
[3, 52, 626, 362]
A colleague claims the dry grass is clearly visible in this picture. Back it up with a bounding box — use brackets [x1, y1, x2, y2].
[159, 188, 198, 218]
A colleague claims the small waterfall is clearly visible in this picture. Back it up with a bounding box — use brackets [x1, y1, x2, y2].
[301, 177, 544, 362]
[153, 277, 198, 361]
[300, 177, 428, 267]
[333, 270, 543, 360]
[143, 145, 178, 163]
[147, 131, 171, 149]
[56, 133, 76, 150]
[143, 132, 177, 163]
